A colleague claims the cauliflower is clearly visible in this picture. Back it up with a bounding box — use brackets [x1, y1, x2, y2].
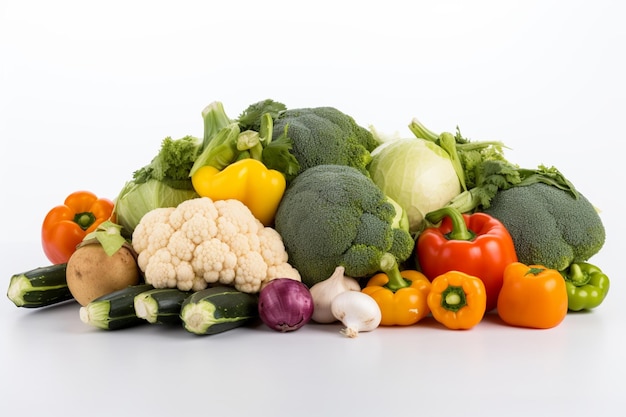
[132, 197, 301, 293]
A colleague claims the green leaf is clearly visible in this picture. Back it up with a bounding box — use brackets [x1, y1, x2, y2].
[237, 99, 287, 132]
[261, 126, 300, 181]
[84, 221, 128, 256]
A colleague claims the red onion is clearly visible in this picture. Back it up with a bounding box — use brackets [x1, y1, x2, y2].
[258, 278, 314, 332]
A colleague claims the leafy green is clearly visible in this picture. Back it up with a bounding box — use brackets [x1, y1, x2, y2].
[84, 220, 128, 256]
[114, 135, 201, 237]
[261, 126, 300, 180]
[237, 98, 287, 132]
[409, 118, 578, 213]
[133, 135, 201, 189]
[115, 179, 198, 238]
[189, 99, 300, 180]
[114, 99, 303, 237]
[201, 101, 233, 149]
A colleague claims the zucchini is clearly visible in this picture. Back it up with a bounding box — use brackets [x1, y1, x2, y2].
[79, 284, 154, 330]
[7, 263, 73, 308]
[134, 287, 191, 325]
[180, 286, 259, 335]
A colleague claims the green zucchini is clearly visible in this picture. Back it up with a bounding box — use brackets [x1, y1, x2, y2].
[7, 263, 73, 308]
[134, 287, 191, 325]
[180, 286, 259, 335]
[79, 284, 154, 330]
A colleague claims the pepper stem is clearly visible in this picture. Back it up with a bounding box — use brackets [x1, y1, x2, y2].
[440, 285, 467, 312]
[73, 212, 97, 231]
[379, 253, 411, 292]
[563, 263, 590, 286]
[425, 207, 475, 241]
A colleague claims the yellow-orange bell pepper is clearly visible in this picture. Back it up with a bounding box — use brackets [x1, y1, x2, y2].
[362, 253, 431, 326]
[497, 262, 568, 329]
[427, 270, 487, 330]
[191, 158, 286, 226]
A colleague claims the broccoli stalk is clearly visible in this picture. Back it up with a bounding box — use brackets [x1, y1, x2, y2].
[189, 100, 300, 180]
[409, 118, 578, 213]
[378, 252, 411, 292]
[201, 101, 232, 149]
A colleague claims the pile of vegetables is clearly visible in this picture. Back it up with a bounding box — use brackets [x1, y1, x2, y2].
[6, 98, 611, 338]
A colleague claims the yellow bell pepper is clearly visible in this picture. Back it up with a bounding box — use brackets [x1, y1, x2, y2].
[362, 269, 431, 326]
[427, 270, 487, 330]
[191, 158, 286, 226]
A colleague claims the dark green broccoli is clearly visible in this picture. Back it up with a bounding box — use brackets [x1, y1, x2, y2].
[275, 164, 415, 287]
[272, 107, 379, 177]
[483, 183, 605, 271]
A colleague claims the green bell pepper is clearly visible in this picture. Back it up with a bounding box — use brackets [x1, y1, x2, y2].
[561, 262, 610, 311]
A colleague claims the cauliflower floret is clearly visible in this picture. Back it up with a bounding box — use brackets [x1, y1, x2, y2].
[181, 214, 218, 245]
[132, 207, 175, 254]
[144, 248, 204, 291]
[191, 238, 237, 285]
[167, 230, 195, 262]
[214, 199, 262, 241]
[228, 232, 262, 258]
[258, 227, 290, 266]
[267, 263, 302, 283]
[132, 197, 301, 293]
[235, 251, 268, 293]
[169, 197, 219, 230]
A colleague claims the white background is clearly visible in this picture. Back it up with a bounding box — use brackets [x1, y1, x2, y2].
[1, 1, 625, 416]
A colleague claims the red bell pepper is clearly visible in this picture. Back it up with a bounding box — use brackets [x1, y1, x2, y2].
[416, 206, 518, 312]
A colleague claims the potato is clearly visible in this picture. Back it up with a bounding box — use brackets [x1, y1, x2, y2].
[66, 242, 141, 306]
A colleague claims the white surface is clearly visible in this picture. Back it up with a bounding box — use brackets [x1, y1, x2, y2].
[1, 1, 625, 416]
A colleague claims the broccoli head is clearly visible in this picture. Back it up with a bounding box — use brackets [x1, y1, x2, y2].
[272, 107, 379, 177]
[274, 164, 415, 287]
[483, 183, 605, 271]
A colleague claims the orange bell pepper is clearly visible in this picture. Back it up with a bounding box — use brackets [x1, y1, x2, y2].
[427, 270, 487, 330]
[362, 253, 431, 326]
[42, 191, 115, 264]
[497, 262, 568, 329]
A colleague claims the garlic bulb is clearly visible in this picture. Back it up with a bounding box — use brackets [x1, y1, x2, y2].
[331, 291, 382, 338]
[309, 266, 361, 323]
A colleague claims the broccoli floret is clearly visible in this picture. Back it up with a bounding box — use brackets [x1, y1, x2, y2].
[274, 164, 415, 287]
[483, 183, 605, 271]
[272, 107, 379, 177]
